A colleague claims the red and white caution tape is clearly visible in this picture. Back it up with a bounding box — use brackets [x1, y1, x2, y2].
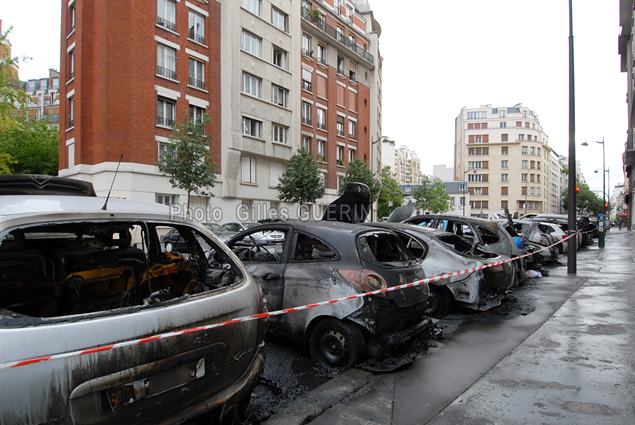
[0, 232, 578, 370]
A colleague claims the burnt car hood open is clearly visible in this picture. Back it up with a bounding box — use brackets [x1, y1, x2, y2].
[322, 182, 370, 224]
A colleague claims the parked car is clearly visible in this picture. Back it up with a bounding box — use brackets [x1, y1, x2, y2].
[222, 221, 285, 245]
[204, 222, 237, 242]
[224, 220, 431, 371]
[535, 221, 569, 253]
[508, 219, 559, 263]
[372, 223, 516, 317]
[0, 175, 266, 425]
[403, 214, 529, 280]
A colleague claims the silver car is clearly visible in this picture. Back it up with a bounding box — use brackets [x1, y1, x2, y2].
[0, 176, 266, 424]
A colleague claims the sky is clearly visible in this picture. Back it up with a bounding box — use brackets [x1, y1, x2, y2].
[0, 0, 627, 197]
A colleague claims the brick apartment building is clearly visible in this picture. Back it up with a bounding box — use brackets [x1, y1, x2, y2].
[58, 0, 382, 222]
[455, 104, 566, 218]
[23, 69, 61, 126]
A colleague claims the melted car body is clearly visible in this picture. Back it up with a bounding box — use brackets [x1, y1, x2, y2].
[0, 177, 266, 425]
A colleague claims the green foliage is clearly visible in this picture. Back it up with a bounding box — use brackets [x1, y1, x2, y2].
[0, 27, 29, 119]
[0, 152, 16, 174]
[561, 182, 604, 215]
[0, 118, 59, 175]
[342, 159, 380, 203]
[156, 114, 217, 207]
[377, 166, 403, 219]
[277, 149, 325, 205]
[412, 175, 451, 214]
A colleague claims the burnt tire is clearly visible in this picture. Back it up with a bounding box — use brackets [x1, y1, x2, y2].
[424, 285, 454, 318]
[309, 318, 366, 371]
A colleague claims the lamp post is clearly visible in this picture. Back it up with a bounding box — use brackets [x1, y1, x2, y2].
[582, 138, 606, 247]
[523, 172, 529, 216]
[595, 167, 610, 224]
[462, 169, 476, 216]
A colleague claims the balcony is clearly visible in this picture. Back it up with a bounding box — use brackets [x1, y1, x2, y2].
[188, 29, 205, 45]
[189, 77, 205, 90]
[157, 16, 176, 32]
[157, 116, 175, 127]
[301, 8, 374, 65]
[157, 66, 176, 80]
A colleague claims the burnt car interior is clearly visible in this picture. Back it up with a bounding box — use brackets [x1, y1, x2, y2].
[0, 222, 243, 319]
[231, 229, 288, 263]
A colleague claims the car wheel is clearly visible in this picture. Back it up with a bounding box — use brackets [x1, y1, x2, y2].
[309, 318, 366, 371]
[424, 285, 454, 318]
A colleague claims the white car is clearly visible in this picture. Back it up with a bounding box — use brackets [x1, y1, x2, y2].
[0, 175, 266, 425]
[536, 221, 569, 253]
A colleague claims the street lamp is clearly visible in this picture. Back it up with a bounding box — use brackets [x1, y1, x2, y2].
[594, 167, 610, 222]
[582, 138, 606, 247]
[462, 169, 476, 216]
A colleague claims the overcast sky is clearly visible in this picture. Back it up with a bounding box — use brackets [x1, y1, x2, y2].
[1, 0, 626, 197]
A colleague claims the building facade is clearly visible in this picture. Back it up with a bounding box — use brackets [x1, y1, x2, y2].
[58, 0, 382, 223]
[455, 104, 562, 218]
[394, 145, 421, 185]
[22, 69, 61, 126]
[619, 0, 634, 230]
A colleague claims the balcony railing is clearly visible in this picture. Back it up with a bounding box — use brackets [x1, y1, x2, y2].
[157, 16, 177, 32]
[157, 116, 175, 127]
[301, 8, 374, 65]
[189, 77, 205, 90]
[188, 29, 205, 45]
[157, 66, 176, 80]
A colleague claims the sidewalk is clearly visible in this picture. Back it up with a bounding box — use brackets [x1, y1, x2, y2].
[264, 230, 635, 425]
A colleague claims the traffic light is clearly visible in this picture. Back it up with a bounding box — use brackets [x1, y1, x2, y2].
[604, 203, 609, 209]
[575, 187, 580, 193]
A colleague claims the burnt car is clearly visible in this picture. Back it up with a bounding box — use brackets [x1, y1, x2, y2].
[222, 221, 285, 245]
[0, 175, 266, 425]
[372, 223, 516, 317]
[224, 220, 431, 370]
[509, 219, 559, 263]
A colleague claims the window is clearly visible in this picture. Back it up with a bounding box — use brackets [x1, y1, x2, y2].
[317, 108, 326, 130]
[242, 31, 262, 57]
[242, 72, 262, 97]
[501, 146, 509, 155]
[241, 0, 261, 15]
[522, 146, 528, 154]
[157, 97, 175, 127]
[272, 124, 288, 144]
[272, 7, 288, 32]
[521, 174, 528, 182]
[241, 157, 256, 184]
[157, 0, 176, 31]
[530, 147, 536, 155]
[516, 121, 522, 127]
[336, 116, 344, 136]
[468, 174, 484, 182]
[349, 149, 355, 162]
[349, 61, 357, 81]
[317, 43, 326, 65]
[272, 84, 289, 107]
[317, 140, 326, 160]
[302, 136, 311, 152]
[467, 111, 487, 119]
[501, 160, 508, 169]
[189, 105, 205, 124]
[302, 69, 312, 91]
[273, 46, 288, 69]
[158, 142, 170, 160]
[157, 44, 177, 80]
[302, 101, 312, 125]
[68, 96, 74, 128]
[501, 187, 508, 195]
[68, 50, 75, 80]
[499, 109, 506, 118]
[157, 193, 178, 206]
[500, 121, 506, 128]
[337, 56, 344, 75]
[468, 161, 483, 169]
[69, 3, 76, 33]
[530, 187, 535, 196]
[522, 160, 528, 169]
[501, 134, 508, 142]
[530, 161, 535, 169]
[302, 34, 312, 55]
[348, 120, 356, 139]
[336, 26, 345, 43]
[337, 145, 344, 165]
[501, 174, 508, 182]
[525, 122, 530, 129]
[537, 147, 541, 156]
[188, 58, 205, 90]
[242, 117, 262, 138]
[188, 11, 205, 44]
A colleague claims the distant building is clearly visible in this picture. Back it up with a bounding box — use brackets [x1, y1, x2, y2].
[399, 180, 469, 217]
[455, 104, 565, 218]
[22, 69, 60, 126]
[395, 145, 421, 184]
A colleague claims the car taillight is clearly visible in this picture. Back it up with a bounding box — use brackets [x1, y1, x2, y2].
[338, 269, 388, 293]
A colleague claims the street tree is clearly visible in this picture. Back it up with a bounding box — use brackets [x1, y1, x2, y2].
[276, 148, 325, 205]
[561, 182, 603, 215]
[412, 175, 451, 214]
[156, 114, 217, 210]
[377, 166, 403, 219]
[342, 159, 380, 203]
[0, 118, 58, 175]
[0, 152, 15, 174]
[0, 27, 28, 120]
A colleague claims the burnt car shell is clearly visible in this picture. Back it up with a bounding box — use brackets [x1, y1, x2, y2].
[0, 187, 266, 425]
[225, 220, 430, 369]
[371, 223, 515, 316]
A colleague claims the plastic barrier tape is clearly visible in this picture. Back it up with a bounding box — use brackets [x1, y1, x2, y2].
[0, 232, 579, 370]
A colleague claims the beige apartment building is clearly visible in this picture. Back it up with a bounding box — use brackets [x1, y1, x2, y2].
[455, 104, 565, 218]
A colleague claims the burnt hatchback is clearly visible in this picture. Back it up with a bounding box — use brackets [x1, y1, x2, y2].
[225, 220, 431, 370]
[0, 176, 266, 425]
